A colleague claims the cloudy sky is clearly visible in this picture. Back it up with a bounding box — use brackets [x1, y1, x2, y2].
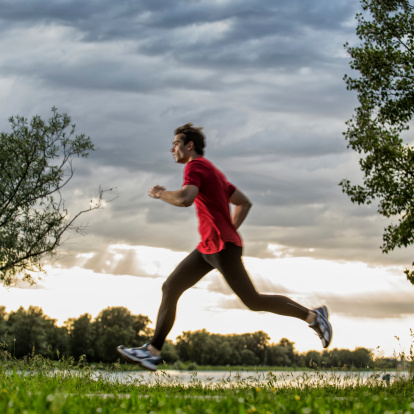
[1, 0, 413, 357]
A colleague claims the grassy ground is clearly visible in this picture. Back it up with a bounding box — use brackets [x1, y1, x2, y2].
[0, 359, 413, 413]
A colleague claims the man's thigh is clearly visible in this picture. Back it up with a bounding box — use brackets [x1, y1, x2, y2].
[202, 243, 258, 297]
[164, 248, 214, 294]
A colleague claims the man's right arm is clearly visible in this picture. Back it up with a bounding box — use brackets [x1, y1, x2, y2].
[230, 188, 252, 229]
[149, 184, 198, 207]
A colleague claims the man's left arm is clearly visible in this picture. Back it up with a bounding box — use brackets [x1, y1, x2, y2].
[149, 184, 198, 207]
[230, 188, 252, 229]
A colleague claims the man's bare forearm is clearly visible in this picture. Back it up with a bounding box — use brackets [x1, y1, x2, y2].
[229, 188, 252, 229]
[159, 189, 192, 207]
[149, 185, 198, 207]
[232, 203, 251, 229]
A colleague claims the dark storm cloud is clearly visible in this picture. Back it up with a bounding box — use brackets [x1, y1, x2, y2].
[1, 1, 356, 35]
[2, 0, 403, 272]
[0, 0, 358, 167]
[0, 0, 358, 70]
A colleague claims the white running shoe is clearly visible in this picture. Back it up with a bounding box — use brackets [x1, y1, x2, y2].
[117, 344, 161, 371]
[309, 306, 332, 348]
[314, 305, 328, 320]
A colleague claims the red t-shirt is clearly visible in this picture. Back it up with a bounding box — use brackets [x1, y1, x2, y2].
[183, 157, 242, 254]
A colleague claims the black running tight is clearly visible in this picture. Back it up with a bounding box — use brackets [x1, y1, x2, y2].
[150, 243, 310, 350]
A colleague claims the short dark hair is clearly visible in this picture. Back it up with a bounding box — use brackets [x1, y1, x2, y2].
[174, 123, 206, 156]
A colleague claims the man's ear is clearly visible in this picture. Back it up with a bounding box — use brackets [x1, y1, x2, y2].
[187, 140, 195, 151]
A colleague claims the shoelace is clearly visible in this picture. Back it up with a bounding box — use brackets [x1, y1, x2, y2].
[312, 329, 325, 340]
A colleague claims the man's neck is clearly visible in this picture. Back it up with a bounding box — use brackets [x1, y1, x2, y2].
[185, 153, 202, 164]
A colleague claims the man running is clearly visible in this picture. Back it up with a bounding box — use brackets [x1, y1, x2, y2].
[117, 123, 332, 371]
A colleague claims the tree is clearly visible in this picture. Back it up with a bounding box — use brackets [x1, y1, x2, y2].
[354, 347, 374, 368]
[240, 349, 259, 366]
[341, 0, 414, 283]
[302, 350, 322, 369]
[175, 329, 214, 365]
[160, 340, 180, 364]
[319, 347, 374, 369]
[93, 307, 151, 363]
[175, 330, 271, 366]
[0, 306, 8, 348]
[267, 338, 297, 367]
[6, 306, 68, 358]
[66, 314, 96, 362]
[0, 107, 106, 286]
[131, 314, 153, 347]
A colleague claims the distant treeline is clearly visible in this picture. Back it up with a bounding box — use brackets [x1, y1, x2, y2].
[0, 306, 399, 369]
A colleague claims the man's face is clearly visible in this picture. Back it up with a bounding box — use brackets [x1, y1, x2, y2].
[171, 135, 191, 164]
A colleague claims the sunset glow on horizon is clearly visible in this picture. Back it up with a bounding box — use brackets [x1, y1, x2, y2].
[1, 243, 412, 358]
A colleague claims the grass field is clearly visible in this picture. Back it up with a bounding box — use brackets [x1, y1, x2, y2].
[0, 357, 413, 414]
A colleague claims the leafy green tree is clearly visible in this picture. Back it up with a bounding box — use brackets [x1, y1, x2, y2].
[0, 306, 8, 349]
[131, 314, 152, 347]
[354, 347, 374, 368]
[375, 356, 399, 369]
[176, 330, 271, 366]
[66, 314, 96, 362]
[93, 307, 151, 363]
[160, 340, 180, 364]
[216, 341, 232, 365]
[176, 329, 214, 365]
[45, 325, 70, 359]
[267, 338, 297, 367]
[200, 336, 219, 365]
[94, 307, 135, 363]
[0, 107, 106, 286]
[251, 331, 270, 364]
[175, 331, 191, 362]
[240, 349, 259, 366]
[319, 347, 374, 369]
[341, 0, 414, 282]
[234, 331, 269, 365]
[6, 306, 66, 358]
[302, 350, 322, 369]
[228, 348, 242, 366]
[0, 306, 7, 333]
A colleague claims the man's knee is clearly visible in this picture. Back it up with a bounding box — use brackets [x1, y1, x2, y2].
[161, 279, 174, 296]
[161, 278, 184, 300]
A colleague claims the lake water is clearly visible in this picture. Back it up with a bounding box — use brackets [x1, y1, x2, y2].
[95, 369, 409, 387]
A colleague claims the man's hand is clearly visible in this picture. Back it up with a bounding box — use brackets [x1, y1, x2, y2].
[149, 185, 166, 199]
